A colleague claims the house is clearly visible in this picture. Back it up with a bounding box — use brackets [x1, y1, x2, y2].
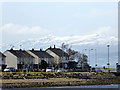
[0, 52, 6, 71]
[4, 48, 35, 71]
[67, 61, 77, 69]
[27, 49, 54, 70]
[46, 45, 69, 68]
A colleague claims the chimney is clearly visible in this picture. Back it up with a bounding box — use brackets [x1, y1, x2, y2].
[10, 48, 13, 51]
[32, 48, 34, 51]
[19, 49, 22, 51]
[54, 45, 55, 48]
[49, 46, 51, 49]
[10, 46, 14, 51]
[40, 48, 42, 51]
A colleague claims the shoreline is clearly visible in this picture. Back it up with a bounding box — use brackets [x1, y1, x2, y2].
[2, 72, 120, 88]
[2, 78, 120, 88]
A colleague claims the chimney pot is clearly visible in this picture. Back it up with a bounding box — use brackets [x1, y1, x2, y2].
[32, 48, 34, 51]
[54, 45, 55, 48]
[40, 49, 42, 51]
[10, 48, 13, 51]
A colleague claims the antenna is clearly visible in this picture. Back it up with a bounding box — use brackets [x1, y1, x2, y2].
[20, 45, 22, 49]
[10, 44, 12, 48]
[12, 46, 14, 49]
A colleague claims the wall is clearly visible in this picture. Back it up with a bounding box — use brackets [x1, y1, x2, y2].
[46, 50, 60, 64]
[27, 51, 39, 64]
[0, 56, 6, 65]
[4, 51, 17, 69]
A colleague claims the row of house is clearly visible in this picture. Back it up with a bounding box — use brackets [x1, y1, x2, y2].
[0, 52, 6, 71]
[0, 46, 70, 71]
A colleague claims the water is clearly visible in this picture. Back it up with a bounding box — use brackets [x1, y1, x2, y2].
[48, 84, 119, 88]
[2, 84, 119, 90]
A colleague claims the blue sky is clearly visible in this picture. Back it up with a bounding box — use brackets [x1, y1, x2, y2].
[1, 2, 118, 43]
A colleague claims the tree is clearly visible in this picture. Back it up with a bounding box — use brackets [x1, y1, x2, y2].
[61, 43, 90, 70]
[39, 60, 48, 69]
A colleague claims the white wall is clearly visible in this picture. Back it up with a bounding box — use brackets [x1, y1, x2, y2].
[4, 51, 17, 69]
[46, 50, 60, 64]
[27, 51, 39, 64]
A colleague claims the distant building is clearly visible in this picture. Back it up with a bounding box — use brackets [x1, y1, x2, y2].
[4, 49, 35, 71]
[46, 45, 69, 68]
[67, 61, 77, 69]
[0, 52, 6, 71]
[77, 54, 90, 71]
[27, 49, 54, 70]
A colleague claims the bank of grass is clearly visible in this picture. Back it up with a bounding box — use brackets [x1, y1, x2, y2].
[1, 72, 118, 79]
[2, 72, 120, 88]
[2, 77, 120, 88]
[95, 67, 116, 70]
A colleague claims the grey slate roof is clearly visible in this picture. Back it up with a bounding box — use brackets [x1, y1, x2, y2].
[8, 49, 34, 58]
[46, 48, 69, 57]
[29, 50, 53, 58]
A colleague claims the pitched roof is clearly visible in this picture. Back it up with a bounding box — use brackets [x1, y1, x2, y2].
[8, 49, 34, 58]
[47, 47, 69, 57]
[29, 50, 53, 58]
[0, 52, 6, 57]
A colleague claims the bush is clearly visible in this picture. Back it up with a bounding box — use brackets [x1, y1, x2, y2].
[39, 60, 48, 69]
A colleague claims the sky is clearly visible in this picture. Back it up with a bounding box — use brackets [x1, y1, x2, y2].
[1, 2, 118, 43]
[0, 2, 118, 68]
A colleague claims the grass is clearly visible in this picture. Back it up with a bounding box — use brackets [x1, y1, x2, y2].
[27, 75, 45, 79]
[2, 71, 116, 80]
[95, 67, 115, 70]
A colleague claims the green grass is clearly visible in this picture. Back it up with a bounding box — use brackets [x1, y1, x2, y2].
[2, 72, 116, 80]
[95, 67, 115, 70]
[2, 72, 105, 75]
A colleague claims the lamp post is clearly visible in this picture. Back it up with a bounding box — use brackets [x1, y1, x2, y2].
[82, 49, 87, 54]
[107, 45, 110, 69]
[89, 49, 94, 66]
[82, 49, 87, 63]
[95, 49, 97, 67]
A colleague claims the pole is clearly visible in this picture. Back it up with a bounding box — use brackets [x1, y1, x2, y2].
[95, 49, 97, 67]
[61, 43, 64, 69]
[82, 49, 87, 54]
[108, 46, 109, 69]
[107, 45, 110, 69]
[89, 50, 90, 65]
[89, 49, 93, 66]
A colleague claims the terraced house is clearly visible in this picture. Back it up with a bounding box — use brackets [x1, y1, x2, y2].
[4, 48, 35, 71]
[0, 52, 6, 71]
[27, 49, 54, 70]
[46, 45, 69, 68]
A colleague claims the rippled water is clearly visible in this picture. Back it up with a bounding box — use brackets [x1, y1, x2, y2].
[3, 84, 119, 90]
[48, 84, 119, 88]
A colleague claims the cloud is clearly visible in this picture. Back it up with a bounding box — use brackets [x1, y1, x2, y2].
[2, 30, 117, 51]
[0, 23, 118, 51]
[53, 26, 117, 46]
[0, 23, 48, 35]
[92, 26, 117, 37]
